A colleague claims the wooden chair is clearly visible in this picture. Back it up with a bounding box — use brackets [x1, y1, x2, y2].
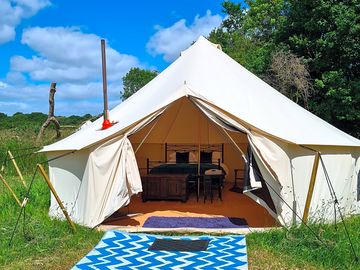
[203, 169, 224, 203]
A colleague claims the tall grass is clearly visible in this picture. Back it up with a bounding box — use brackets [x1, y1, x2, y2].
[0, 127, 76, 176]
[0, 175, 103, 269]
[0, 126, 103, 269]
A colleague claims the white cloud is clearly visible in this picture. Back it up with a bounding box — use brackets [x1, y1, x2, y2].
[0, 101, 29, 112]
[0, 81, 9, 88]
[147, 10, 222, 62]
[5, 71, 27, 85]
[10, 26, 140, 83]
[0, 81, 122, 115]
[0, 82, 47, 101]
[1, 26, 142, 116]
[0, 24, 15, 44]
[0, 0, 50, 44]
[56, 82, 122, 101]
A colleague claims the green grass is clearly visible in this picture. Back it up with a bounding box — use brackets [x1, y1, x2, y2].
[0, 175, 103, 269]
[247, 216, 360, 269]
[0, 124, 103, 269]
[0, 126, 359, 269]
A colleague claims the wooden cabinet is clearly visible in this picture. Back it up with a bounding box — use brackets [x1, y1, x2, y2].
[142, 174, 188, 202]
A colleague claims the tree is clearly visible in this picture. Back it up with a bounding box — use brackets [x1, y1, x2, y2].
[37, 82, 61, 143]
[277, 0, 360, 136]
[221, 1, 246, 34]
[208, 1, 275, 75]
[121, 68, 158, 101]
[243, 0, 288, 42]
[265, 50, 312, 108]
[208, 0, 359, 137]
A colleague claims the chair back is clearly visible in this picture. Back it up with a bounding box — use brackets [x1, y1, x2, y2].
[204, 169, 222, 175]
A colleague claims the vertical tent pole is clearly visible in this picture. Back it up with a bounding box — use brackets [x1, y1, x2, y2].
[0, 174, 22, 207]
[303, 152, 320, 223]
[197, 111, 201, 175]
[8, 150, 26, 188]
[221, 143, 224, 162]
[197, 112, 201, 202]
[37, 164, 76, 232]
[289, 160, 297, 225]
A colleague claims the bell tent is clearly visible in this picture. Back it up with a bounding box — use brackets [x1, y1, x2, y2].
[41, 36, 360, 228]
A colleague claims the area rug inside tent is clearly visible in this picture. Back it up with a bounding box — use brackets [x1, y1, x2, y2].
[73, 231, 248, 269]
[143, 216, 249, 228]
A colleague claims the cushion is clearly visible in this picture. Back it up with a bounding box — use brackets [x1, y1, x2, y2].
[205, 169, 223, 175]
[212, 151, 222, 162]
[200, 151, 212, 163]
[176, 152, 189, 163]
[168, 152, 176, 163]
[189, 151, 197, 163]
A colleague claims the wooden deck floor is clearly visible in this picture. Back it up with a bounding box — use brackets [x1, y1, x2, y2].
[103, 183, 277, 228]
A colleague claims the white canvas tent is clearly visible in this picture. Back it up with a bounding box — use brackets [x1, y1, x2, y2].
[41, 36, 360, 228]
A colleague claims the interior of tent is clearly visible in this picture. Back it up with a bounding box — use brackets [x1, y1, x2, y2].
[104, 96, 277, 228]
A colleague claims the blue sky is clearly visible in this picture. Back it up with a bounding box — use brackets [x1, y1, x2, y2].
[0, 0, 243, 116]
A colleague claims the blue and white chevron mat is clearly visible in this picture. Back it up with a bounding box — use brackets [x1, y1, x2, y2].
[73, 230, 248, 270]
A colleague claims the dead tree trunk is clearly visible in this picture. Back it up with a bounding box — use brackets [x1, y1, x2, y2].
[36, 82, 61, 143]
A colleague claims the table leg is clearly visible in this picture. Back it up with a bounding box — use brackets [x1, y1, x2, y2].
[197, 176, 200, 202]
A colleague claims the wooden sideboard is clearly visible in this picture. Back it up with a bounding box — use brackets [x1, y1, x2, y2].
[141, 174, 188, 202]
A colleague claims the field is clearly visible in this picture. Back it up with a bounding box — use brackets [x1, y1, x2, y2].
[0, 117, 359, 269]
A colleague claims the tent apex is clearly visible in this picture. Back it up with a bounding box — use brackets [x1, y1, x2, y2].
[195, 35, 222, 51]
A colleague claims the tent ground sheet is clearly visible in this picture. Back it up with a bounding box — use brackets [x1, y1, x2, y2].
[73, 230, 248, 269]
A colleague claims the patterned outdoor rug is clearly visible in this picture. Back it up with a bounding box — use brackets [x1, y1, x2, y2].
[143, 216, 248, 228]
[73, 230, 248, 269]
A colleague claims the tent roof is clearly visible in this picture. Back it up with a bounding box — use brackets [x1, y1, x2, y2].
[41, 36, 360, 152]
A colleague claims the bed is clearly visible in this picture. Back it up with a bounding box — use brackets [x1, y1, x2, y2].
[141, 144, 226, 202]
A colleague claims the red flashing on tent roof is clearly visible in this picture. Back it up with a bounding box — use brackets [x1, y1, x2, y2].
[101, 119, 113, 130]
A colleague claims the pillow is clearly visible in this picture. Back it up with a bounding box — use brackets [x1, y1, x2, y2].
[212, 151, 222, 162]
[200, 151, 212, 163]
[168, 152, 176, 163]
[176, 152, 189, 163]
[189, 151, 197, 163]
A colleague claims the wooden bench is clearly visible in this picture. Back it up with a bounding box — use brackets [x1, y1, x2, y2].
[141, 174, 188, 202]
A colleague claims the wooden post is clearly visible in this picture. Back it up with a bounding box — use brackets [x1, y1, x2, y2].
[303, 152, 321, 223]
[8, 150, 26, 188]
[0, 174, 22, 207]
[37, 164, 76, 232]
[36, 82, 61, 142]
